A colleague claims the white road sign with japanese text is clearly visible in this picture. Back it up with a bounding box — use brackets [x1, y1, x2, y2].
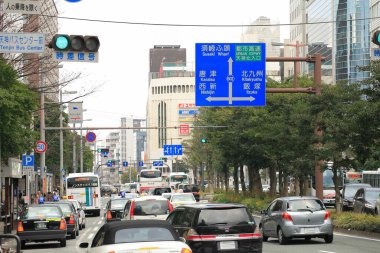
[3, 0, 41, 15]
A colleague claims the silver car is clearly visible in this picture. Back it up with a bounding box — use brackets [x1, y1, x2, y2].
[63, 199, 86, 230]
[260, 196, 333, 244]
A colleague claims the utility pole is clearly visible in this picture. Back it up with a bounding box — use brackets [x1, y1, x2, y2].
[59, 89, 64, 194]
[40, 61, 46, 194]
[73, 123, 77, 173]
[80, 122, 83, 173]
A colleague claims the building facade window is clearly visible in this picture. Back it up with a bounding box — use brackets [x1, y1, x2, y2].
[157, 101, 167, 148]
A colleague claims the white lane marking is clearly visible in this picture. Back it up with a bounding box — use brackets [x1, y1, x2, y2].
[87, 233, 94, 240]
[334, 232, 380, 242]
[97, 220, 102, 225]
[319, 251, 336, 253]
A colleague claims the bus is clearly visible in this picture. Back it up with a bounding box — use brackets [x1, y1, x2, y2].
[362, 169, 380, 187]
[167, 172, 190, 189]
[344, 171, 363, 184]
[65, 173, 101, 216]
[138, 169, 167, 192]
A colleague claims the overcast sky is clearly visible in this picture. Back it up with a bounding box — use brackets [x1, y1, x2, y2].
[56, 0, 290, 139]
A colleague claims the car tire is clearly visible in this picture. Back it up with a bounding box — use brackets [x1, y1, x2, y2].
[278, 227, 288, 245]
[79, 223, 82, 230]
[71, 231, 77, 239]
[259, 224, 268, 242]
[60, 238, 67, 247]
[21, 240, 26, 249]
[324, 234, 333, 243]
[76, 227, 80, 236]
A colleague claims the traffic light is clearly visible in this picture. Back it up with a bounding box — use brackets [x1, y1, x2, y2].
[99, 148, 109, 157]
[372, 31, 380, 46]
[201, 138, 207, 144]
[49, 34, 100, 52]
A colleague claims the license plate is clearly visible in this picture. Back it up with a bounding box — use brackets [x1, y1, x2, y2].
[219, 241, 237, 250]
[304, 227, 316, 234]
[35, 223, 47, 230]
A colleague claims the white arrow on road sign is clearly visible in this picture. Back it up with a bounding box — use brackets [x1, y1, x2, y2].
[206, 96, 255, 102]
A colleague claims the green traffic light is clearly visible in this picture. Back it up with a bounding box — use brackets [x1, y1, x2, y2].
[377, 33, 380, 44]
[55, 36, 69, 50]
[201, 138, 207, 143]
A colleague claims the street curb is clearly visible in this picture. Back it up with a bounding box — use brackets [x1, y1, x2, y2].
[333, 227, 380, 240]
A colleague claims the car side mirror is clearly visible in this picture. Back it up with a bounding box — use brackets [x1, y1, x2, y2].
[356, 196, 364, 201]
[79, 242, 89, 248]
[179, 237, 186, 243]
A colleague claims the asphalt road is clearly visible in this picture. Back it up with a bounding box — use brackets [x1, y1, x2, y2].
[23, 198, 380, 253]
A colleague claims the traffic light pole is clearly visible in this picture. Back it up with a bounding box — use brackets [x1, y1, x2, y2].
[40, 61, 46, 194]
[59, 89, 64, 194]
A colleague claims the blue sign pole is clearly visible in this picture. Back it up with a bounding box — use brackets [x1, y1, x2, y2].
[196, 43, 266, 107]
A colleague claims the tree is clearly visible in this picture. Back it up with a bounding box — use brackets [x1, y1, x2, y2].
[0, 59, 37, 162]
[120, 168, 138, 184]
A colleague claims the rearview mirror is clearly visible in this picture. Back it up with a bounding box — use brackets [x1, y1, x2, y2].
[0, 234, 21, 253]
[79, 242, 89, 248]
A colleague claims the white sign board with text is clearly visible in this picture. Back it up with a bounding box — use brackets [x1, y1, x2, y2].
[3, 0, 41, 15]
[68, 102, 83, 123]
[53, 51, 99, 63]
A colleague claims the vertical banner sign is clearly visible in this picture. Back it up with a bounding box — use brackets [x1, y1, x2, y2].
[68, 102, 83, 123]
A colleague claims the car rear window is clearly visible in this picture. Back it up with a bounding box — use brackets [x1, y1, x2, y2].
[114, 227, 175, 243]
[23, 206, 61, 219]
[171, 194, 195, 202]
[57, 204, 73, 214]
[134, 200, 170, 215]
[287, 199, 325, 212]
[111, 199, 128, 209]
[197, 207, 253, 226]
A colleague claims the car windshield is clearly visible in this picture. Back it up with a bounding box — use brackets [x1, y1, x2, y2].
[287, 199, 325, 212]
[56, 204, 72, 215]
[23, 206, 61, 219]
[111, 199, 128, 209]
[134, 200, 170, 215]
[114, 227, 175, 243]
[171, 194, 195, 202]
[366, 190, 380, 201]
[197, 207, 253, 226]
[345, 185, 368, 198]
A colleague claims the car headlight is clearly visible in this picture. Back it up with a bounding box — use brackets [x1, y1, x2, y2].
[364, 203, 374, 209]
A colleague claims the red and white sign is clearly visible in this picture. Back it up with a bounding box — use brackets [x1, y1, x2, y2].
[178, 103, 196, 109]
[179, 124, 190, 135]
[35, 140, 48, 153]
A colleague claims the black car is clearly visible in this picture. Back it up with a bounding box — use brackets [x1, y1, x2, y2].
[353, 187, 380, 215]
[104, 198, 130, 222]
[45, 202, 80, 239]
[17, 204, 67, 248]
[152, 187, 172, 196]
[101, 185, 114, 196]
[341, 183, 371, 211]
[166, 203, 262, 253]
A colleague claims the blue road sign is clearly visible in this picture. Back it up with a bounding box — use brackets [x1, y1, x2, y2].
[22, 155, 34, 167]
[107, 162, 112, 167]
[122, 161, 128, 167]
[138, 161, 144, 167]
[196, 43, 266, 107]
[153, 161, 164, 166]
[163, 145, 183, 156]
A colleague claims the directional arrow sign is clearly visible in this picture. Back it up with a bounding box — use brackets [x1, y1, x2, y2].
[196, 43, 266, 106]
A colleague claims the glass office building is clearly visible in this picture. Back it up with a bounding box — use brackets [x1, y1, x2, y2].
[334, 0, 370, 84]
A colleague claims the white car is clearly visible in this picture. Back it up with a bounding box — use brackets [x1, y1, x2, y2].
[125, 196, 173, 221]
[79, 220, 192, 253]
[63, 199, 86, 230]
[170, 193, 196, 209]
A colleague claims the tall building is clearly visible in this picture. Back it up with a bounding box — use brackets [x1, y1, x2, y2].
[120, 117, 135, 163]
[146, 45, 196, 175]
[306, 0, 334, 84]
[133, 119, 146, 164]
[334, 0, 370, 83]
[241, 16, 281, 81]
[370, 0, 380, 58]
[290, 0, 308, 75]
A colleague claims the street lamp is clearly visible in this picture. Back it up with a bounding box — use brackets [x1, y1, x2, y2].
[59, 89, 77, 194]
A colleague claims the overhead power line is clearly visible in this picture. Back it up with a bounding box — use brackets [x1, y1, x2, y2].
[37, 14, 380, 28]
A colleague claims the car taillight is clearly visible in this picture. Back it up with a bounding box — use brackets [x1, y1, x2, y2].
[59, 219, 66, 230]
[106, 211, 112, 220]
[185, 229, 216, 241]
[17, 221, 24, 232]
[181, 248, 192, 253]
[93, 194, 98, 198]
[324, 210, 330, 220]
[239, 233, 262, 238]
[68, 195, 74, 199]
[69, 215, 75, 224]
[130, 202, 135, 219]
[167, 200, 173, 212]
[282, 212, 293, 222]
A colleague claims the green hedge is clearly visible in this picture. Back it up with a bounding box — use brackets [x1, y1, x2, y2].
[331, 211, 380, 233]
[213, 192, 273, 213]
